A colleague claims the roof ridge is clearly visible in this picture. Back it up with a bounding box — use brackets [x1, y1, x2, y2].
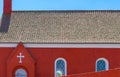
[12, 10, 120, 13]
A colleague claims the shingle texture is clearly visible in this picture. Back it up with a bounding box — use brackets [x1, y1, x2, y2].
[1, 10, 120, 43]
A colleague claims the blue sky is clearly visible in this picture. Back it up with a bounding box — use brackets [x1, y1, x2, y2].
[0, 0, 120, 17]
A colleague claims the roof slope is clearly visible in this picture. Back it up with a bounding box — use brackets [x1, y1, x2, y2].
[1, 10, 120, 43]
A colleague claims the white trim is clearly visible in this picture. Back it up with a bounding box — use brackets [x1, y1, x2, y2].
[1, 43, 120, 48]
[0, 43, 18, 47]
[54, 58, 67, 77]
[95, 58, 109, 72]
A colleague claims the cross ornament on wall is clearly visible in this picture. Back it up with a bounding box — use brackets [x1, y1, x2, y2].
[17, 52, 25, 63]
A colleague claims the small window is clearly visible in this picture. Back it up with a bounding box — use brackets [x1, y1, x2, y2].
[96, 58, 109, 72]
[55, 58, 67, 77]
[15, 68, 27, 77]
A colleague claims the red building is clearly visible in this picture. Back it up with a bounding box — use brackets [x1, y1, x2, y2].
[1, 0, 120, 77]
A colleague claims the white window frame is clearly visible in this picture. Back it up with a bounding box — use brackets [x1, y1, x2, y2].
[96, 58, 109, 72]
[55, 58, 67, 77]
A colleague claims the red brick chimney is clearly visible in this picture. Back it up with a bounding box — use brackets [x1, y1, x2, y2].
[3, 0, 12, 14]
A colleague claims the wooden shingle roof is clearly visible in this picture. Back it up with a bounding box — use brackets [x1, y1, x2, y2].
[1, 10, 120, 43]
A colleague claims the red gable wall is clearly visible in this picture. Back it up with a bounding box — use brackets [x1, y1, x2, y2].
[0, 45, 120, 77]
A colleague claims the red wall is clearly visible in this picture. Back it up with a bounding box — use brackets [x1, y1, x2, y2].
[0, 47, 14, 77]
[0, 47, 120, 77]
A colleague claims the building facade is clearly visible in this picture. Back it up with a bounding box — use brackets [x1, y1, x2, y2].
[1, 0, 120, 77]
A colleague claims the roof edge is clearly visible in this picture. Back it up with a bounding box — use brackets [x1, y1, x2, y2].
[1, 42, 120, 44]
[12, 10, 120, 13]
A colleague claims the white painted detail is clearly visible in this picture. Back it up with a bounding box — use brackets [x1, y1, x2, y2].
[17, 52, 25, 63]
[0, 43, 120, 48]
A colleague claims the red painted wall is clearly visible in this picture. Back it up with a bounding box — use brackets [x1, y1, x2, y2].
[0, 47, 120, 77]
[0, 47, 14, 77]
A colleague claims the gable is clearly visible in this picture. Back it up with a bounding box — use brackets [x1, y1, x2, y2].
[6, 42, 35, 77]
[7, 42, 35, 64]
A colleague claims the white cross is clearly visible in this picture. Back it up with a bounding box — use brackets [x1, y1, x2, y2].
[17, 52, 25, 63]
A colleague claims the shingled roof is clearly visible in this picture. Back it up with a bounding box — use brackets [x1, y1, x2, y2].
[1, 10, 120, 43]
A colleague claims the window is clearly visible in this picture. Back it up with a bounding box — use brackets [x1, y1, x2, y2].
[96, 58, 109, 72]
[55, 58, 67, 77]
[15, 68, 27, 77]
